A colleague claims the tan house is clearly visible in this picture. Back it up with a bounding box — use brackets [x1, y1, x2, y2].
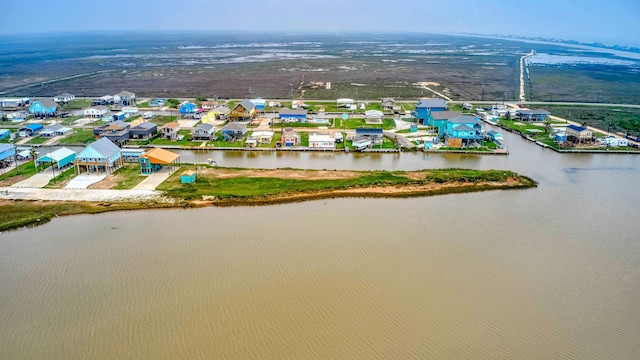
[229, 99, 258, 122]
[160, 121, 181, 140]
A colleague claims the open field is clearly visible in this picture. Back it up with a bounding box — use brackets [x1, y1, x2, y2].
[544, 105, 640, 136]
[6, 33, 637, 104]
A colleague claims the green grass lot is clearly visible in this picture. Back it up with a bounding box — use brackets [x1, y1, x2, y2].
[125, 115, 142, 123]
[396, 103, 416, 112]
[62, 99, 92, 109]
[303, 102, 352, 113]
[25, 136, 49, 145]
[157, 166, 533, 200]
[258, 132, 282, 148]
[148, 130, 202, 146]
[0, 131, 14, 143]
[334, 118, 396, 130]
[497, 119, 548, 134]
[272, 120, 333, 128]
[44, 167, 77, 188]
[0, 161, 38, 182]
[60, 115, 85, 126]
[150, 115, 178, 126]
[58, 129, 95, 145]
[137, 102, 149, 108]
[395, 127, 431, 134]
[300, 132, 310, 147]
[546, 105, 640, 136]
[111, 164, 147, 189]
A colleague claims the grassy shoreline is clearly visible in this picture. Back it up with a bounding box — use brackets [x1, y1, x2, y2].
[0, 167, 537, 232]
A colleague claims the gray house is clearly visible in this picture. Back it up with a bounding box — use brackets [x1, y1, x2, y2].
[130, 122, 158, 140]
[192, 123, 215, 140]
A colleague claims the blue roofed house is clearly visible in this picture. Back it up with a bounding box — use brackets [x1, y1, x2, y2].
[179, 102, 197, 115]
[413, 98, 447, 124]
[29, 99, 58, 118]
[0, 129, 11, 140]
[75, 137, 123, 174]
[221, 122, 247, 141]
[425, 111, 463, 135]
[279, 108, 307, 122]
[444, 115, 484, 147]
[0, 144, 16, 164]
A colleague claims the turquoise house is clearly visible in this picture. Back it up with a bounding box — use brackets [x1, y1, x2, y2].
[425, 111, 463, 135]
[444, 115, 484, 146]
[35, 148, 76, 169]
[413, 98, 447, 124]
[75, 137, 123, 174]
[29, 99, 58, 117]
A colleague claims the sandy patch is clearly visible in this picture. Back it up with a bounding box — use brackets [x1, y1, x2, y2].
[414, 81, 441, 87]
[200, 168, 361, 180]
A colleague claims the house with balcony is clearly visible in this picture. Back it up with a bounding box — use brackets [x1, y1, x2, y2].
[443, 115, 483, 147]
[192, 123, 215, 140]
[29, 99, 58, 118]
[75, 137, 123, 174]
[84, 105, 109, 118]
[413, 98, 447, 124]
[114, 91, 136, 106]
[229, 99, 258, 122]
[160, 122, 181, 140]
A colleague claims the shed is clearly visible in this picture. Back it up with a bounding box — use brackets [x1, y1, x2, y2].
[18, 124, 44, 137]
[181, 170, 196, 184]
[35, 147, 77, 169]
[139, 147, 180, 175]
[41, 123, 73, 137]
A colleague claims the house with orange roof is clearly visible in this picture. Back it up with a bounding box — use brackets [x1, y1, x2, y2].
[139, 147, 180, 175]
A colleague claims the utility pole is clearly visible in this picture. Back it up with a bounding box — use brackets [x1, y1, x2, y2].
[481, 85, 485, 101]
[503, 91, 507, 104]
[597, 90, 602, 103]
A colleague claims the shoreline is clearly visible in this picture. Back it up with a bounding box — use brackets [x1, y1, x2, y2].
[0, 168, 537, 232]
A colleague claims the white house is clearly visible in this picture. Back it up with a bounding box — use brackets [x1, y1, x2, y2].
[309, 133, 336, 150]
[114, 91, 136, 106]
[53, 93, 75, 103]
[84, 106, 109, 118]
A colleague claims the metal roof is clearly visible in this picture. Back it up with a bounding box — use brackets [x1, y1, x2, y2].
[33, 98, 58, 108]
[240, 99, 256, 111]
[37, 147, 76, 162]
[431, 111, 462, 120]
[566, 124, 587, 132]
[195, 123, 215, 131]
[416, 98, 447, 109]
[141, 148, 180, 165]
[86, 137, 121, 159]
[280, 108, 307, 115]
[222, 122, 247, 131]
[448, 115, 481, 125]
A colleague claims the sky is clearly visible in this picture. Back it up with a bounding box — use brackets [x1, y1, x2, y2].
[3, 0, 639, 46]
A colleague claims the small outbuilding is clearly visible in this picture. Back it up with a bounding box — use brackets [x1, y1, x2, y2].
[35, 147, 76, 169]
[180, 170, 196, 184]
[18, 124, 44, 137]
[41, 123, 73, 138]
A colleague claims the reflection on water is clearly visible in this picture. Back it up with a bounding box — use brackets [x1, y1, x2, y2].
[2, 134, 639, 359]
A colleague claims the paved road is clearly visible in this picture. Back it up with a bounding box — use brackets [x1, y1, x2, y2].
[0, 187, 166, 202]
[11, 171, 54, 188]
[64, 174, 106, 189]
[133, 167, 173, 190]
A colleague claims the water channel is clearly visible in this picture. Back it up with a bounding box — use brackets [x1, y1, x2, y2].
[1, 127, 639, 359]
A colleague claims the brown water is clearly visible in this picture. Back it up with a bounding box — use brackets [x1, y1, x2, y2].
[2, 130, 639, 359]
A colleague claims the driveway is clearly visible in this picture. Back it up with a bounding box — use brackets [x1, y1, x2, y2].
[11, 171, 55, 188]
[133, 167, 172, 190]
[64, 174, 107, 189]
